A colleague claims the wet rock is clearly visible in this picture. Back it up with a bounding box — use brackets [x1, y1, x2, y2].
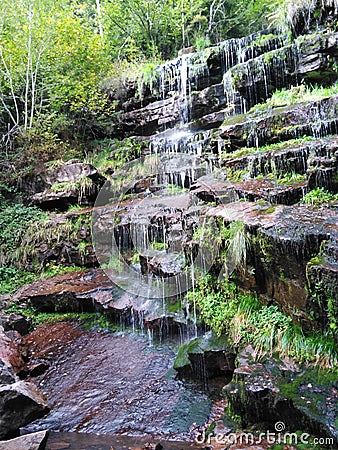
[220, 96, 338, 149]
[0, 326, 26, 376]
[46, 430, 205, 449]
[0, 313, 31, 335]
[140, 250, 186, 277]
[224, 135, 338, 183]
[191, 176, 307, 205]
[0, 360, 16, 386]
[18, 209, 96, 269]
[289, 0, 338, 37]
[223, 347, 338, 443]
[117, 96, 182, 136]
[0, 381, 49, 439]
[22, 322, 84, 374]
[306, 257, 338, 335]
[207, 202, 338, 324]
[13, 269, 114, 313]
[174, 334, 236, 386]
[20, 161, 104, 209]
[93, 192, 192, 254]
[22, 325, 211, 440]
[224, 45, 298, 113]
[14, 270, 186, 337]
[307, 141, 338, 193]
[29, 362, 50, 378]
[0, 430, 48, 450]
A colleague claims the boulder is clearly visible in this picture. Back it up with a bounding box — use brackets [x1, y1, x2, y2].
[174, 334, 236, 386]
[0, 430, 48, 450]
[0, 381, 49, 439]
[0, 360, 16, 387]
[0, 326, 26, 376]
[19, 160, 104, 209]
[223, 347, 338, 443]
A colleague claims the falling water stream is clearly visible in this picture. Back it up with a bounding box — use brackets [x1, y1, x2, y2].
[20, 30, 321, 449]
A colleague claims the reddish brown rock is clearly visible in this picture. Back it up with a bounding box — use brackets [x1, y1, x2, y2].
[0, 326, 26, 376]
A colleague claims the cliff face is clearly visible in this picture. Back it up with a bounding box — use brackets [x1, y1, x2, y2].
[110, 25, 338, 135]
[96, 7, 338, 332]
[1, 3, 337, 444]
[13, 4, 338, 330]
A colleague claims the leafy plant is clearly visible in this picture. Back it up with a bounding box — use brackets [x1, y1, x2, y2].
[302, 187, 338, 205]
[149, 241, 167, 251]
[135, 62, 160, 100]
[0, 202, 46, 264]
[186, 277, 338, 368]
[101, 255, 124, 272]
[0, 267, 36, 295]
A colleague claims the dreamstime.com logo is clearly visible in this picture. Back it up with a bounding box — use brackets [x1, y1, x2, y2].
[195, 421, 335, 446]
[91, 154, 243, 298]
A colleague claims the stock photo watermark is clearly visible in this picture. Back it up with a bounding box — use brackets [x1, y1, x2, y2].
[195, 421, 335, 446]
[91, 154, 243, 299]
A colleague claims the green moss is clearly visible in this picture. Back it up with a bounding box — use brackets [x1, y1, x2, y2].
[51, 181, 78, 193]
[149, 241, 167, 251]
[307, 255, 325, 266]
[174, 334, 231, 369]
[226, 168, 248, 182]
[174, 341, 193, 369]
[186, 275, 338, 368]
[261, 205, 276, 214]
[3, 306, 119, 332]
[251, 82, 338, 112]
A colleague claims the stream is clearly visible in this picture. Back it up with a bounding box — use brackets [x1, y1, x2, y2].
[22, 322, 216, 441]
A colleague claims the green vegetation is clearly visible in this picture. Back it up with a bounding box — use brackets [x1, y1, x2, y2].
[277, 172, 307, 184]
[101, 255, 124, 272]
[250, 83, 338, 111]
[193, 219, 249, 274]
[0, 202, 46, 263]
[149, 241, 167, 251]
[0, 0, 297, 184]
[222, 137, 316, 162]
[302, 187, 338, 205]
[186, 276, 338, 368]
[0, 263, 83, 295]
[2, 303, 118, 332]
[135, 62, 161, 100]
[0, 198, 91, 295]
[0, 267, 37, 295]
[86, 137, 143, 175]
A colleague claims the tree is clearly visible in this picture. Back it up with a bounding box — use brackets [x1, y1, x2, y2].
[0, 0, 110, 160]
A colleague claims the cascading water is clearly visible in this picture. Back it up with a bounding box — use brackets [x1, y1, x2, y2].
[24, 29, 338, 448]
